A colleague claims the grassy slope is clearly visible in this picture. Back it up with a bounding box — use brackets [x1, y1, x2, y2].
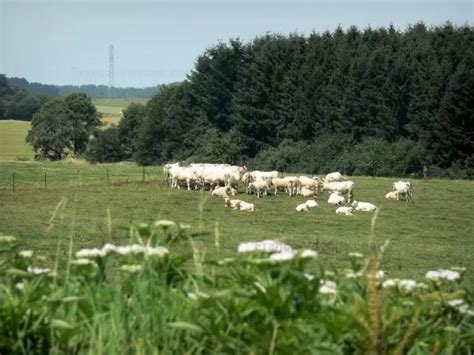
[0, 120, 35, 160]
[0, 161, 473, 290]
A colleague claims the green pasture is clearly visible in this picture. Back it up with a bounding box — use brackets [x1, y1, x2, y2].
[0, 120, 35, 161]
[0, 99, 147, 161]
[92, 98, 147, 125]
[0, 161, 473, 290]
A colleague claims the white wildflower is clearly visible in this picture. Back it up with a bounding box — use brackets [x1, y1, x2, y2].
[415, 282, 429, 289]
[348, 252, 363, 258]
[376, 270, 385, 279]
[129, 244, 146, 255]
[382, 279, 397, 288]
[154, 220, 176, 228]
[304, 273, 315, 281]
[76, 248, 106, 259]
[70, 258, 95, 266]
[425, 270, 440, 280]
[301, 249, 318, 258]
[27, 266, 52, 275]
[269, 250, 295, 261]
[144, 246, 169, 257]
[441, 270, 461, 281]
[115, 246, 132, 255]
[187, 291, 210, 300]
[457, 305, 474, 316]
[345, 270, 364, 279]
[426, 269, 460, 281]
[120, 264, 143, 273]
[15, 282, 25, 291]
[398, 279, 417, 291]
[102, 243, 117, 255]
[0, 235, 16, 243]
[19, 250, 34, 258]
[238, 240, 293, 254]
[447, 299, 465, 308]
[319, 280, 337, 295]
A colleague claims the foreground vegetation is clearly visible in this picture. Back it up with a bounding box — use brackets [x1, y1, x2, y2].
[1, 218, 473, 353]
[0, 162, 472, 291]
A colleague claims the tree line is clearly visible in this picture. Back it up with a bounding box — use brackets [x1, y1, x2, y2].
[7, 77, 163, 99]
[29, 23, 474, 178]
[0, 75, 49, 120]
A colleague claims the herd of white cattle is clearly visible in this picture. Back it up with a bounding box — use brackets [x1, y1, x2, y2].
[163, 163, 414, 215]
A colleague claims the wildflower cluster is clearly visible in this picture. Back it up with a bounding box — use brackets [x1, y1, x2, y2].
[237, 240, 317, 262]
[75, 243, 169, 259]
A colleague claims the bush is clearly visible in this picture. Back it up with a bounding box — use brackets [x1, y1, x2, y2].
[85, 127, 125, 163]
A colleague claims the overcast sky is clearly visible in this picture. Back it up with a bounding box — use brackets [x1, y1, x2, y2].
[1, 0, 472, 88]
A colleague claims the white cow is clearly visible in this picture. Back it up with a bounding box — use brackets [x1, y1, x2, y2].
[327, 191, 346, 206]
[248, 180, 270, 198]
[385, 191, 398, 200]
[212, 186, 237, 197]
[169, 166, 196, 190]
[299, 176, 321, 193]
[352, 201, 377, 212]
[322, 181, 355, 202]
[325, 172, 346, 182]
[336, 206, 354, 216]
[224, 198, 243, 209]
[296, 199, 319, 212]
[300, 187, 315, 197]
[236, 201, 255, 212]
[393, 181, 413, 202]
[283, 176, 300, 197]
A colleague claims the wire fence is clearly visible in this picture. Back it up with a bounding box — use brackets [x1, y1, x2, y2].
[0, 163, 164, 191]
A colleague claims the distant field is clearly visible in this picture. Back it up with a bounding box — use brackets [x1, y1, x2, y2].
[0, 99, 148, 161]
[0, 161, 473, 290]
[0, 120, 35, 161]
[93, 98, 147, 125]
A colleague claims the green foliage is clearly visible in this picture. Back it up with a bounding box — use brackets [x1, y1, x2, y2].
[26, 98, 75, 160]
[0, 221, 473, 353]
[26, 93, 101, 160]
[130, 24, 472, 177]
[0, 74, 48, 121]
[117, 102, 146, 159]
[135, 82, 198, 165]
[85, 127, 124, 163]
[7, 76, 163, 99]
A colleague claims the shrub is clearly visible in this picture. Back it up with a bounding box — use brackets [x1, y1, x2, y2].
[85, 127, 125, 163]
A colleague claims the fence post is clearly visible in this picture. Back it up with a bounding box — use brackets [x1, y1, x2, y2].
[107, 168, 110, 184]
[142, 166, 145, 183]
[44, 172, 47, 189]
[12, 172, 15, 192]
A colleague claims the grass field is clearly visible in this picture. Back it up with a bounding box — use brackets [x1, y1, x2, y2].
[0, 99, 147, 161]
[0, 120, 35, 161]
[92, 98, 147, 125]
[0, 161, 473, 290]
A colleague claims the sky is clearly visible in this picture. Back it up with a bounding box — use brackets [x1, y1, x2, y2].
[0, 0, 472, 88]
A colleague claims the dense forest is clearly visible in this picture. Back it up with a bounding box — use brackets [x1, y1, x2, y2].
[7, 77, 162, 99]
[0, 75, 49, 120]
[109, 23, 471, 178]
